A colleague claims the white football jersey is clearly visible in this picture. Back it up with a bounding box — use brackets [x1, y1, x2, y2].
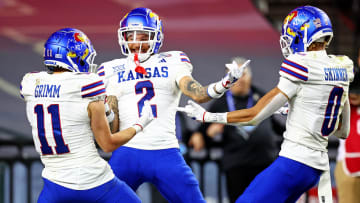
[277, 50, 354, 170]
[20, 71, 114, 190]
[98, 51, 193, 149]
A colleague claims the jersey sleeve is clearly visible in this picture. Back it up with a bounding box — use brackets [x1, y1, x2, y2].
[96, 65, 105, 77]
[96, 59, 126, 88]
[96, 64, 110, 88]
[170, 51, 193, 84]
[279, 54, 309, 82]
[80, 74, 107, 101]
[277, 77, 299, 99]
[20, 73, 36, 101]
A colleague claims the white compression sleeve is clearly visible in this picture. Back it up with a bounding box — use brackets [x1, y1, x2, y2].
[333, 98, 350, 139]
[234, 92, 288, 126]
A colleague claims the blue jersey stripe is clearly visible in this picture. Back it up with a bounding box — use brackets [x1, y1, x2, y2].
[280, 67, 308, 81]
[98, 71, 105, 76]
[283, 60, 308, 73]
[81, 80, 104, 92]
[82, 88, 106, 98]
[181, 58, 190, 63]
[97, 66, 104, 71]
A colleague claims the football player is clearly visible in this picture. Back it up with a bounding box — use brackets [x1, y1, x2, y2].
[20, 28, 154, 202]
[97, 7, 249, 203]
[178, 6, 354, 203]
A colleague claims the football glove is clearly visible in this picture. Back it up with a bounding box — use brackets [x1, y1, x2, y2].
[177, 100, 227, 123]
[224, 59, 250, 87]
[208, 60, 251, 98]
[133, 101, 154, 133]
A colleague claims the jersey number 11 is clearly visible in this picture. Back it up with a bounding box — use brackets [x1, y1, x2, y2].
[34, 104, 70, 155]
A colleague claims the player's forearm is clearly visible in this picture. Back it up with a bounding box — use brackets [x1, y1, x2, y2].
[95, 128, 136, 153]
[107, 95, 120, 132]
[179, 76, 211, 103]
[109, 115, 119, 133]
[227, 109, 257, 124]
[105, 127, 137, 152]
[229, 89, 288, 125]
[206, 88, 287, 125]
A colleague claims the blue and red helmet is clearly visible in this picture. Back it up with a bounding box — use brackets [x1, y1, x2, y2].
[118, 7, 163, 61]
[44, 28, 96, 72]
[280, 6, 333, 57]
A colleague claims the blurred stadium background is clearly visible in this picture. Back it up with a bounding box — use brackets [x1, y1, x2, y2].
[0, 0, 358, 202]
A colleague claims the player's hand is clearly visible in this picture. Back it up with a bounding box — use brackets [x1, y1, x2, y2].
[176, 100, 206, 122]
[222, 59, 251, 88]
[136, 101, 154, 129]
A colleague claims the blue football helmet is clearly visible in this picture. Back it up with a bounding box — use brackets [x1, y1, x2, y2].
[44, 28, 97, 72]
[280, 6, 333, 57]
[118, 7, 163, 61]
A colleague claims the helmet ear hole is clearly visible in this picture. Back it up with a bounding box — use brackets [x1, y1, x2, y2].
[294, 36, 300, 44]
[324, 36, 331, 43]
[80, 60, 85, 66]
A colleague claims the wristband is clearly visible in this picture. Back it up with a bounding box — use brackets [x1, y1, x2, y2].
[207, 83, 224, 99]
[106, 110, 115, 123]
[104, 103, 115, 123]
[204, 112, 228, 123]
[132, 123, 143, 133]
[215, 80, 228, 93]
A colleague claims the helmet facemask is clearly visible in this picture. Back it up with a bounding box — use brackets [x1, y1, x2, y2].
[280, 34, 293, 58]
[118, 28, 160, 62]
[117, 7, 164, 63]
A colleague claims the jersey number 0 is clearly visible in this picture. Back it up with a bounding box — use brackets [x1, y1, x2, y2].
[321, 87, 344, 136]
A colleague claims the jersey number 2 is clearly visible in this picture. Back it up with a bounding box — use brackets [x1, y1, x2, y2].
[34, 104, 69, 155]
[135, 80, 157, 117]
[321, 87, 344, 136]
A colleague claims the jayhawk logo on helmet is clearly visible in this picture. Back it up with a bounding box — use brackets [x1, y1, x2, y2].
[74, 32, 85, 42]
[283, 10, 297, 25]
